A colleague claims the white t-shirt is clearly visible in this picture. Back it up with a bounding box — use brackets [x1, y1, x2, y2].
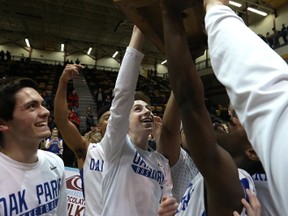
[176, 169, 256, 216]
[82, 46, 172, 216]
[170, 148, 199, 202]
[205, 5, 288, 213]
[252, 173, 278, 216]
[0, 150, 67, 216]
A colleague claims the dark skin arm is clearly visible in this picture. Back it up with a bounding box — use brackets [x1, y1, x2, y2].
[162, 1, 244, 215]
[54, 64, 89, 169]
[157, 91, 182, 166]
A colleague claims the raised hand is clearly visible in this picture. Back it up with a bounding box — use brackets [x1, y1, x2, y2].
[60, 64, 83, 82]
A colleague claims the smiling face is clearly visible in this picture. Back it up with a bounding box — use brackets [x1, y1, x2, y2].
[129, 100, 154, 136]
[6, 87, 51, 145]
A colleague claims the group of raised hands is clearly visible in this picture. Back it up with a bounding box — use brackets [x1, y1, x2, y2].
[157, 0, 262, 215]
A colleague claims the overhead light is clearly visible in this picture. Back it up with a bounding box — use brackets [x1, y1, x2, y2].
[247, 7, 268, 16]
[25, 38, 30, 48]
[229, 1, 242, 7]
[161, 60, 167, 65]
[61, 43, 65, 52]
[112, 51, 119, 58]
[87, 47, 92, 55]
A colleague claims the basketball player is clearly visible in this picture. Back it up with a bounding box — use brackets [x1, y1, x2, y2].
[0, 77, 67, 215]
[160, 0, 256, 215]
[204, 0, 288, 213]
[54, 26, 172, 215]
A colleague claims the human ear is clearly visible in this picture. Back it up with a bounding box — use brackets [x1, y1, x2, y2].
[0, 120, 8, 132]
[245, 148, 259, 161]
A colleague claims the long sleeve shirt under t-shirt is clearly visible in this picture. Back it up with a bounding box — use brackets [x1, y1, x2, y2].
[82, 46, 173, 216]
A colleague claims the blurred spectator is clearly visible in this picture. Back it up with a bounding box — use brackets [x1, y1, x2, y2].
[83, 123, 102, 143]
[85, 105, 95, 132]
[68, 108, 80, 130]
[45, 128, 63, 158]
[0, 50, 4, 61]
[103, 95, 112, 107]
[68, 89, 79, 110]
[95, 87, 104, 110]
[272, 27, 280, 48]
[281, 23, 287, 43]
[5, 50, 11, 61]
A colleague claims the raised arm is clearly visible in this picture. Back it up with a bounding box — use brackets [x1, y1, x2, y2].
[204, 0, 288, 213]
[100, 26, 145, 160]
[162, 1, 244, 214]
[54, 64, 88, 169]
[157, 92, 181, 166]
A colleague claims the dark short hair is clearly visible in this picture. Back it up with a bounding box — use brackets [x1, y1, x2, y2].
[0, 77, 38, 121]
[97, 104, 111, 120]
[134, 91, 150, 105]
[0, 77, 38, 144]
[96, 91, 150, 121]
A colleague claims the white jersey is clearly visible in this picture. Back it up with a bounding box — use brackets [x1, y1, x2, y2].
[0, 150, 67, 216]
[252, 173, 278, 216]
[170, 148, 199, 202]
[82, 46, 172, 216]
[205, 5, 288, 213]
[176, 169, 256, 216]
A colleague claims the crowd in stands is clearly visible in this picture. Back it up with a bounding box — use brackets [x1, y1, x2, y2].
[2, 0, 288, 214]
[0, 58, 232, 168]
[258, 23, 288, 48]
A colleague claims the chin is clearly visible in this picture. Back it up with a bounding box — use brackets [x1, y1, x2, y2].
[40, 129, 51, 139]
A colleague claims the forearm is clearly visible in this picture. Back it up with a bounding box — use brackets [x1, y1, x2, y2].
[157, 92, 181, 166]
[54, 78, 69, 126]
[162, 7, 203, 107]
[128, 26, 144, 51]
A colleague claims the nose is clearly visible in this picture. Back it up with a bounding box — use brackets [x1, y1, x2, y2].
[143, 107, 154, 118]
[40, 105, 50, 118]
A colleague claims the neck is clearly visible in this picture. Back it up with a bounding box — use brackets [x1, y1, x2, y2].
[0, 142, 39, 164]
[128, 133, 149, 150]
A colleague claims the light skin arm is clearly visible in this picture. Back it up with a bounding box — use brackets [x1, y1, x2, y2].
[162, 1, 244, 214]
[157, 92, 182, 166]
[204, 0, 229, 12]
[54, 64, 89, 169]
[158, 196, 178, 216]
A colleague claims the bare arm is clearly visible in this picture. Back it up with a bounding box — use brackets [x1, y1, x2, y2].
[157, 92, 181, 166]
[54, 64, 88, 169]
[162, 1, 244, 214]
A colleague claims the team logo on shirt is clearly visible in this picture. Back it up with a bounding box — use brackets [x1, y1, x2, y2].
[177, 183, 194, 212]
[0, 179, 61, 216]
[131, 152, 165, 186]
[89, 158, 104, 172]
